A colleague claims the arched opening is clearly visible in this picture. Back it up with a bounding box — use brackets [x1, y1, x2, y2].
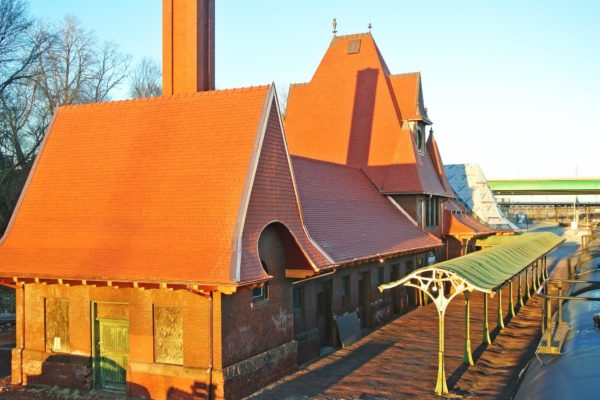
[257, 222, 316, 281]
[257, 222, 322, 363]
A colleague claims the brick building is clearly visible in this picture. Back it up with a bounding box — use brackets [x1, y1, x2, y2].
[0, 83, 338, 399]
[0, 2, 496, 399]
[0, 79, 442, 400]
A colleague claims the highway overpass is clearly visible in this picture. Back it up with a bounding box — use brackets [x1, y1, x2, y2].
[488, 178, 600, 196]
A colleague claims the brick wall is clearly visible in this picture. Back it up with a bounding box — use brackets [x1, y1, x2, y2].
[222, 226, 294, 367]
[446, 236, 463, 259]
[15, 283, 218, 399]
[392, 195, 420, 223]
[220, 225, 296, 398]
[290, 253, 421, 360]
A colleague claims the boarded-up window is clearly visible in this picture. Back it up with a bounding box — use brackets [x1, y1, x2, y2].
[45, 298, 69, 352]
[154, 306, 183, 365]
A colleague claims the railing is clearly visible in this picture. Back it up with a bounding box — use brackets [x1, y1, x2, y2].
[538, 227, 600, 354]
[538, 277, 600, 354]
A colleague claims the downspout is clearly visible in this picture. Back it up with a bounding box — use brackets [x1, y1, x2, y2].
[1, 281, 22, 383]
[17, 282, 24, 385]
[207, 291, 213, 400]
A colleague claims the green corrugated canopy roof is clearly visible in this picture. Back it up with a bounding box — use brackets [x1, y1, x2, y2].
[430, 232, 563, 292]
[476, 234, 520, 248]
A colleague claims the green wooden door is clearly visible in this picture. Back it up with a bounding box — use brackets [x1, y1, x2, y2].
[97, 319, 129, 391]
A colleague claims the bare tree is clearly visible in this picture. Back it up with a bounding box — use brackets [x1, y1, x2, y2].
[0, 0, 43, 94]
[0, 13, 130, 234]
[34, 16, 130, 115]
[0, 80, 41, 165]
[0, 0, 47, 232]
[129, 57, 161, 98]
[0, 79, 40, 231]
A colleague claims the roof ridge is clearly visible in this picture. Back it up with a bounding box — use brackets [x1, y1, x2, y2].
[289, 82, 309, 88]
[390, 71, 421, 78]
[58, 84, 271, 110]
[333, 32, 371, 40]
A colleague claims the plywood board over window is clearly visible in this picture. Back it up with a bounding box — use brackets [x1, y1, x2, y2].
[45, 298, 69, 352]
[154, 306, 183, 365]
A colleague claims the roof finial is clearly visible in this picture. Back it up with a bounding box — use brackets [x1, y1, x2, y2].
[332, 18, 338, 35]
[368, 22, 372, 32]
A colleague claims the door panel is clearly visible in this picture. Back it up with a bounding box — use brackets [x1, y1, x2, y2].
[316, 280, 333, 348]
[97, 319, 129, 391]
[358, 271, 371, 327]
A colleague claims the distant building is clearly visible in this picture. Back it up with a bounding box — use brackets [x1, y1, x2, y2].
[446, 163, 518, 231]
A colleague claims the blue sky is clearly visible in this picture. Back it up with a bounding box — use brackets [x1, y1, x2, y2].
[28, 0, 600, 179]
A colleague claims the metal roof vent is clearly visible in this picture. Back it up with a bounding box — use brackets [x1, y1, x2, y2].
[347, 39, 361, 54]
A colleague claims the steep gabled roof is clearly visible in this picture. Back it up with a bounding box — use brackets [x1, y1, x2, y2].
[361, 132, 454, 196]
[0, 85, 321, 287]
[291, 155, 442, 263]
[285, 33, 450, 196]
[389, 72, 430, 123]
[285, 33, 409, 168]
[426, 132, 454, 194]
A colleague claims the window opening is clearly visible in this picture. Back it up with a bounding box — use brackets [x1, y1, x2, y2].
[252, 260, 270, 302]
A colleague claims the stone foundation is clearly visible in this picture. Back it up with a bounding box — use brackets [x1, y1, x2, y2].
[221, 340, 297, 400]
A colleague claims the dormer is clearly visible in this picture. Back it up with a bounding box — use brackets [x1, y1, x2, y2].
[389, 72, 432, 154]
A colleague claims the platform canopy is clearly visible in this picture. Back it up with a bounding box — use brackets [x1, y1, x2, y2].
[379, 231, 564, 395]
[475, 234, 520, 248]
[381, 232, 564, 296]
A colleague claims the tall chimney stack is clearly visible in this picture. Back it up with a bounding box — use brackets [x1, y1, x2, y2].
[163, 0, 215, 95]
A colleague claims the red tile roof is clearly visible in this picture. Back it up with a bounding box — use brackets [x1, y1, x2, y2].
[284, 33, 450, 196]
[388, 72, 430, 123]
[442, 199, 494, 237]
[286, 33, 401, 167]
[426, 133, 455, 194]
[0, 85, 327, 287]
[291, 155, 442, 263]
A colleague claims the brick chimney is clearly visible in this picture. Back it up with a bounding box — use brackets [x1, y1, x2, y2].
[163, 0, 215, 95]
